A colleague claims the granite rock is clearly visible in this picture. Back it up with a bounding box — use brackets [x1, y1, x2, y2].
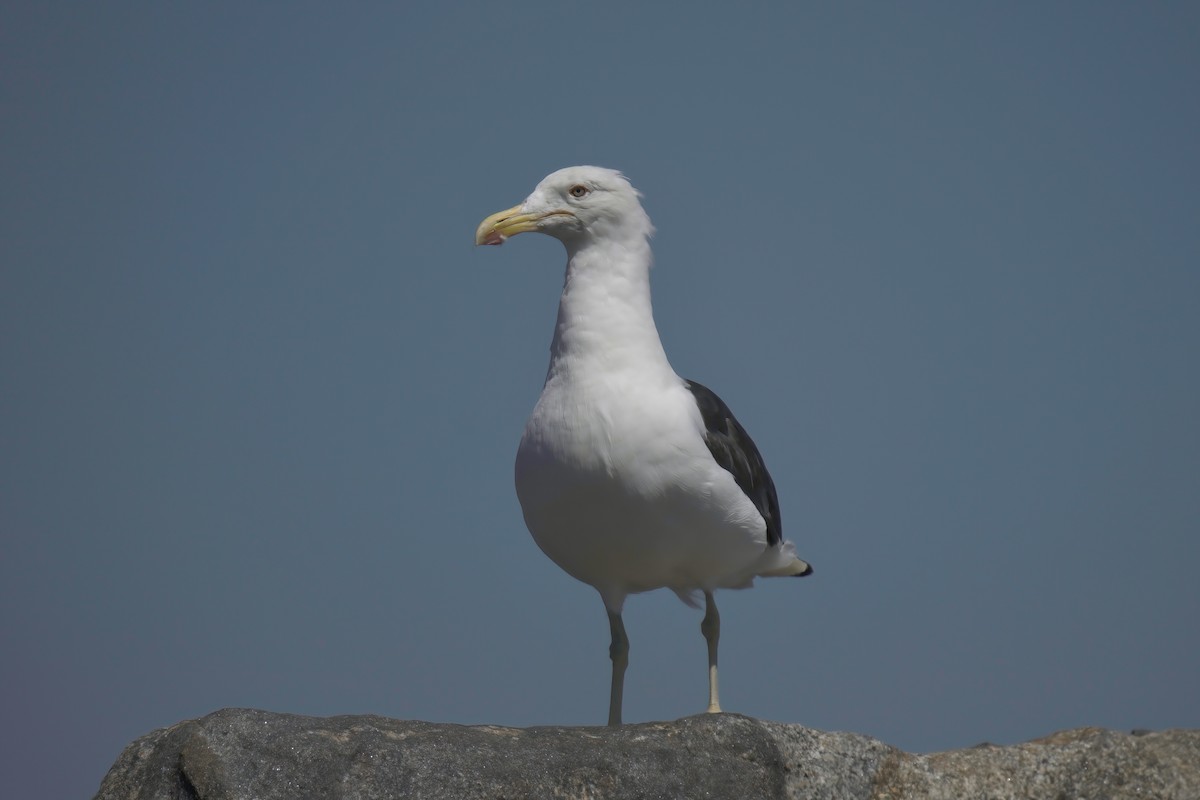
[94, 709, 1199, 800]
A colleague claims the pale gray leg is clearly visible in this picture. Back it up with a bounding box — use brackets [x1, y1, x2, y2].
[607, 609, 629, 726]
[701, 591, 721, 713]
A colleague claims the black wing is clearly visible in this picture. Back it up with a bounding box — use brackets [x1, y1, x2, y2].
[683, 379, 783, 547]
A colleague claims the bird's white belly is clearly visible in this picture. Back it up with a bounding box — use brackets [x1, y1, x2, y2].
[514, 381, 769, 598]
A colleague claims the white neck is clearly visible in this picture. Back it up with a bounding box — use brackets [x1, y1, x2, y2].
[544, 234, 673, 383]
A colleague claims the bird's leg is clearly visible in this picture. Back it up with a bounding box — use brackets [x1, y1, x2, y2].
[701, 591, 721, 713]
[607, 608, 629, 726]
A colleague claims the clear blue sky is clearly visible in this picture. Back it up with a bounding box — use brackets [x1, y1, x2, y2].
[3, 4, 1198, 797]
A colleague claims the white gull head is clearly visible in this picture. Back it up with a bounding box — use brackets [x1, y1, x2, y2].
[474, 166, 654, 251]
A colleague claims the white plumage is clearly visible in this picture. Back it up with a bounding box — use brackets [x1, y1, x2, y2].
[476, 166, 811, 725]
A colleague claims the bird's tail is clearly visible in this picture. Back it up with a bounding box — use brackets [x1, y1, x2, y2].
[757, 540, 813, 578]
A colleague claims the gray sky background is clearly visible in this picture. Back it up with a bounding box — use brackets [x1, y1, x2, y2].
[3, 4, 1198, 797]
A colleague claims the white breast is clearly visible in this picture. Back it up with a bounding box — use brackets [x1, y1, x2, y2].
[514, 370, 770, 603]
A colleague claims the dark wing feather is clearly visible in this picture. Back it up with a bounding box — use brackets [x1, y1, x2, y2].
[683, 379, 783, 547]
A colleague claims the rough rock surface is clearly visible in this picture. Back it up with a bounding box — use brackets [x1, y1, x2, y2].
[94, 709, 1198, 800]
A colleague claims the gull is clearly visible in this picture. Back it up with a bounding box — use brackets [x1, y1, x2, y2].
[476, 166, 812, 725]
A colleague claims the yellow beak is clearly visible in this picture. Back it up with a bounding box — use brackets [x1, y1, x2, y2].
[474, 204, 540, 246]
[475, 205, 574, 246]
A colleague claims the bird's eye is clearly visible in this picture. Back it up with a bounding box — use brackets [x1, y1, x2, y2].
[569, 184, 589, 198]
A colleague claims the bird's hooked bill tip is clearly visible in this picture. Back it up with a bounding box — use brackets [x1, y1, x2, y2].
[475, 203, 529, 246]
